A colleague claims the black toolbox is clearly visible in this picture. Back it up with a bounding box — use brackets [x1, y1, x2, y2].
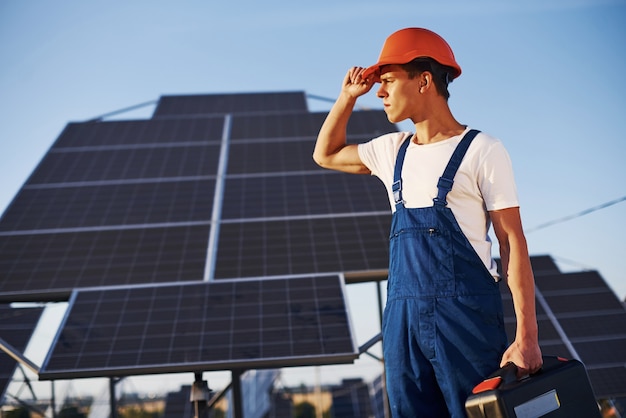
[465, 356, 601, 417]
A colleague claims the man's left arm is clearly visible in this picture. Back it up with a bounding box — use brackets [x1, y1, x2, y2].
[490, 206, 543, 377]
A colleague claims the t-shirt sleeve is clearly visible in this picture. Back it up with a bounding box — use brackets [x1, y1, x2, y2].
[358, 140, 382, 177]
[357, 133, 403, 180]
[479, 141, 520, 211]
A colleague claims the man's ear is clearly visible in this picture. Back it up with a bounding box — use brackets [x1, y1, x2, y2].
[419, 72, 431, 94]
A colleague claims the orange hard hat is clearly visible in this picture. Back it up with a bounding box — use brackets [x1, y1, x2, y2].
[362, 27, 461, 82]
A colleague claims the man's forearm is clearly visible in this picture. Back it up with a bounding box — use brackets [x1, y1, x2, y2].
[313, 93, 357, 167]
[502, 239, 539, 344]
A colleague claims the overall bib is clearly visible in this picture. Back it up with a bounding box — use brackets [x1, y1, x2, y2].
[382, 130, 508, 417]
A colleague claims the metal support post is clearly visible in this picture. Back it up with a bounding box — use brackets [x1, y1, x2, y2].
[231, 369, 244, 418]
[191, 372, 210, 418]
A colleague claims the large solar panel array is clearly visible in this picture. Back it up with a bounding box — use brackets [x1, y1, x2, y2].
[0, 117, 224, 302]
[0, 91, 624, 401]
[0, 92, 393, 302]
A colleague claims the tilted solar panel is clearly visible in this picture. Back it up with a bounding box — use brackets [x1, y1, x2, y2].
[38, 275, 357, 380]
[0, 305, 43, 401]
[0, 225, 210, 301]
[0, 112, 226, 301]
[499, 257, 626, 398]
[227, 138, 320, 174]
[221, 172, 388, 219]
[53, 118, 224, 148]
[153, 92, 309, 117]
[1, 180, 215, 231]
[214, 215, 391, 279]
[229, 111, 393, 141]
[26, 144, 221, 184]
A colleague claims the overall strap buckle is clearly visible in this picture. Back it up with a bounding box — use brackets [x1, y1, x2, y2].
[433, 177, 454, 206]
[392, 179, 403, 207]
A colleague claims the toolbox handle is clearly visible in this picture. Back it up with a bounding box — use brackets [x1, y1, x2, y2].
[498, 361, 521, 384]
[472, 356, 569, 394]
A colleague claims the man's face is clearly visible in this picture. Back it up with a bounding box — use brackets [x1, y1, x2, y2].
[376, 65, 422, 124]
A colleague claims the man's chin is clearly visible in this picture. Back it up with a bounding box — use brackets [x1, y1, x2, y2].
[385, 114, 403, 124]
[384, 112, 398, 124]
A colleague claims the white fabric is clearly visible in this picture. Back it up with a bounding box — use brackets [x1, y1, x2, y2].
[357, 128, 519, 276]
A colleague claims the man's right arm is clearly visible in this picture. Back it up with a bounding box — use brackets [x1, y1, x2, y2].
[313, 67, 374, 174]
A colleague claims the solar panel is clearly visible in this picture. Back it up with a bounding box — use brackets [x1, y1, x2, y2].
[38, 275, 357, 380]
[499, 256, 626, 398]
[227, 138, 320, 174]
[0, 180, 215, 231]
[0, 305, 43, 400]
[26, 144, 221, 184]
[213, 215, 390, 279]
[221, 172, 388, 219]
[230, 111, 392, 141]
[54, 118, 224, 148]
[587, 368, 626, 400]
[0, 225, 210, 301]
[0, 93, 396, 300]
[153, 92, 309, 118]
[0, 112, 227, 301]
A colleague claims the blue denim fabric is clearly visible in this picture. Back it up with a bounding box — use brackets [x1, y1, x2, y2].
[383, 131, 508, 417]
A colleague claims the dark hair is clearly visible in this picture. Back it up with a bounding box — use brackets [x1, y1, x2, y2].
[400, 57, 455, 100]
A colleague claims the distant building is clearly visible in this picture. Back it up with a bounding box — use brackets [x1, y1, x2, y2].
[330, 378, 372, 418]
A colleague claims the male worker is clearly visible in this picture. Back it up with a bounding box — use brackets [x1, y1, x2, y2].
[313, 27, 542, 417]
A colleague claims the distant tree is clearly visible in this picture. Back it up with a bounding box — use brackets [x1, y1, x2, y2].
[294, 401, 316, 418]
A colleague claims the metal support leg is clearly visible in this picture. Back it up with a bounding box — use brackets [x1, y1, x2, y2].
[109, 377, 118, 418]
[231, 369, 244, 418]
[191, 372, 210, 418]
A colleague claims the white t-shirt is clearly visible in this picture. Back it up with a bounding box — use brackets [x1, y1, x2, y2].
[357, 128, 519, 277]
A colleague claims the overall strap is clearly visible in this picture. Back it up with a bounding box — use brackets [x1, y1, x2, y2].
[392, 134, 413, 209]
[433, 129, 481, 206]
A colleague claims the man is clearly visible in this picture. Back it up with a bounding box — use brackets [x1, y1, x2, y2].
[313, 28, 542, 417]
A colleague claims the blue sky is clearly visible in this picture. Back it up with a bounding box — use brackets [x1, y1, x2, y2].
[1, 0, 625, 399]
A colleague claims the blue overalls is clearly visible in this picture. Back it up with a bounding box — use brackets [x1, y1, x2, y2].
[382, 130, 508, 417]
